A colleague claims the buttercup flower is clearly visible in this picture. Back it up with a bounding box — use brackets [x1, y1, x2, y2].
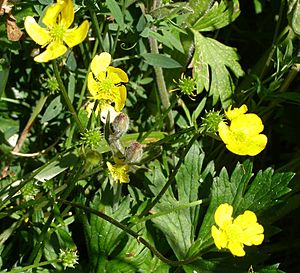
[107, 159, 129, 183]
[24, 0, 89, 62]
[218, 105, 267, 156]
[88, 52, 129, 112]
[211, 203, 264, 257]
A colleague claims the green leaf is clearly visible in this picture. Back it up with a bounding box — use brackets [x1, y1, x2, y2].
[146, 144, 214, 259]
[191, 0, 240, 31]
[191, 31, 244, 107]
[41, 96, 62, 123]
[34, 153, 78, 182]
[189, 160, 294, 255]
[142, 53, 182, 68]
[106, 0, 125, 30]
[288, 0, 300, 36]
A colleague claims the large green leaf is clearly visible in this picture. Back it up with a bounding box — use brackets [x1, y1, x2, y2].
[288, 0, 300, 36]
[191, 31, 244, 107]
[146, 143, 214, 259]
[106, 0, 125, 30]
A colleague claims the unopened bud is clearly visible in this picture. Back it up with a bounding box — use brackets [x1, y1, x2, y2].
[125, 141, 143, 164]
[112, 113, 129, 139]
[86, 150, 102, 165]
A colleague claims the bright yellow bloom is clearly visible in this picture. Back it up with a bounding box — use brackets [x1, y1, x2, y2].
[88, 52, 129, 112]
[24, 0, 89, 62]
[218, 105, 267, 156]
[211, 203, 264, 257]
[107, 160, 129, 183]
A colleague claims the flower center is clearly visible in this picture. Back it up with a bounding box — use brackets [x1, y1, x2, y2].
[97, 78, 116, 97]
[50, 24, 66, 41]
[225, 223, 243, 242]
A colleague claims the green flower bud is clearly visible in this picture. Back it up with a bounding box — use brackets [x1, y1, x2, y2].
[86, 150, 102, 165]
[80, 128, 102, 149]
[125, 141, 143, 164]
[59, 249, 79, 269]
[200, 110, 224, 134]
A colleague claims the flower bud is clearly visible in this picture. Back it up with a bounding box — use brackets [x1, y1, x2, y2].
[125, 141, 143, 164]
[86, 150, 102, 165]
[112, 113, 129, 139]
[200, 110, 224, 135]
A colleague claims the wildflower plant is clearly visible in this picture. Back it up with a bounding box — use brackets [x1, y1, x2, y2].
[1, 0, 300, 273]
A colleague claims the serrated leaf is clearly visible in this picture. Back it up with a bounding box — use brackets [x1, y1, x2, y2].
[142, 53, 182, 68]
[106, 0, 125, 30]
[146, 144, 214, 259]
[191, 0, 240, 31]
[191, 31, 244, 107]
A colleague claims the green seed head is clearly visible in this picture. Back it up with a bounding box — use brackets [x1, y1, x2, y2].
[200, 110, 224, 134]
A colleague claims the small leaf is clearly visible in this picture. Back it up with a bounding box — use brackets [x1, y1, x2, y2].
[41, 96, 62, 123]
[142, 53, 182, 68]
[191, 31, 244, 107]
[288, 0, 300, 36]
[106, 0, 125, 30]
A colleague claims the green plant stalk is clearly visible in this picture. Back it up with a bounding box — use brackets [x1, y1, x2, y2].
[149, 36, 175, 133]
[6, 259, 59, 273]
[52, 60, 85, 133]
[89, 9, 105, 52]
[61, 199, 211, 267]
[138, 133, 199, 218]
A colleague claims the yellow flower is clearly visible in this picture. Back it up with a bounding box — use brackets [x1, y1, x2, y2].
[107, 160, 129, 183]
[24, 0, 89, 62]
[218, 105, 267, 156]
[211, 203, 264, 257]
[88, 52, 129, 112]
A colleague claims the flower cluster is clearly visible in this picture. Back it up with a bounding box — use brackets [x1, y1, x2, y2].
[218, 105, 268, 156]
[211, 203, 264, 257]
[24, 0, 89, 62]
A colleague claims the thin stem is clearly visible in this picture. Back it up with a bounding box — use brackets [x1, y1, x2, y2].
[61, 199, 210, 267]
[149, 36, 175, 133]
[89, 9, 105, 52]
[6, 259, 59, 273]
[52, 60, 85, 133]
[138, 133, 199, 218]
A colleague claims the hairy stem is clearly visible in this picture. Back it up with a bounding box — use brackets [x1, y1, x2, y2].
[52, 60, 85, 133]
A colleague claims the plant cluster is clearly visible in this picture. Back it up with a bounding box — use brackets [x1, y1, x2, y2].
[0, 0, 300, 272]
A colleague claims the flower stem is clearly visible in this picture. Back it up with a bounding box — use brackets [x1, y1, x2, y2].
[138, 133, 199, 218]
[52, 60, 85, 133]
[6, 259, 59, 273]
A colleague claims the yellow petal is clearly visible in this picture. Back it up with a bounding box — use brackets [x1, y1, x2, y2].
[225, 104, 248, 120]
[234, 211, 258, 228]
[227, 241, 245, 256]
[24, 16, 51, 46]
[245, 134, 268, 156]
[114, 85, 127, 112]
[87, 72, 99, 97]
[107, 67, 129, 83]
[42, 2, 65, 28]
[60, 0, 74, 28]
[214, 203, 233, 228]
[34, 41, 67, 62]
[230, 114, 264, 136]
[91, 52, 112, 78]
[218, 121, 235, 145]
[64, 20, 89, 47]
[211, 225, 227, 249]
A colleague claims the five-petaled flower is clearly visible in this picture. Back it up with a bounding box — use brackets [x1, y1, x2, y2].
[211, 203, 264, 257]
[24, 0, 89, 62]
[218, 105, 267, 156]
[88, 52, 129, 112]
[107, 159, 129, 183]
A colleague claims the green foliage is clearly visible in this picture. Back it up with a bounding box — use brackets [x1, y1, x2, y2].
[1, 0, 300, 272]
